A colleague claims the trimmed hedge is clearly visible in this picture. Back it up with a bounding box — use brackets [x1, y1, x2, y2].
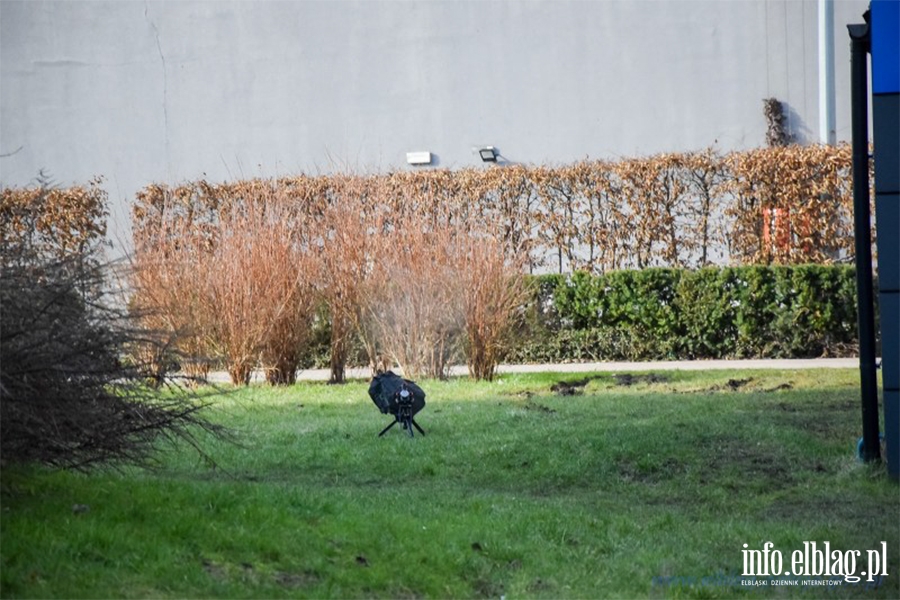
[214, 265, 865, 368]
[508, 265, 864, 363]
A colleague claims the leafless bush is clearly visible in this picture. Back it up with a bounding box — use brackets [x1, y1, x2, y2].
[129, 144, 864, 381]
[1, 182, 226, 470]
[204, 190, 317, 384]
[365, 212, 465, 380]
[132, 181, 321, 385]
[316, 175, 388, 383]
[130, 220, 212, 384]
[458, 229, 528, 381]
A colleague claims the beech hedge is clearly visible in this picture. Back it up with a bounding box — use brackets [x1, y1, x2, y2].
[508, 265, 865, 363]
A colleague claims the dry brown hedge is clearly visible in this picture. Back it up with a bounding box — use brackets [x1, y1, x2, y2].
[1, 176, 108, 259]
[129, 144, 868, 382]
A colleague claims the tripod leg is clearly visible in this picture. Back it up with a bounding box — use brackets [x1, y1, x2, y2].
[411, 419, 426, 436]
[378, 419, 399, 437]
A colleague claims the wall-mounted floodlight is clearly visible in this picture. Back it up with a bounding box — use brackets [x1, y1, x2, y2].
[406, 151, 432, 166]
[478, 146, 498, 162]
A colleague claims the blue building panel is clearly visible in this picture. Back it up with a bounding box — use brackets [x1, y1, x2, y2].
[877, 194, 900, 292]
[884, 389, 899, 479]
[882, 293, 900, 390]
[871, 0, 900, 94]
[873, 95, 900, 193]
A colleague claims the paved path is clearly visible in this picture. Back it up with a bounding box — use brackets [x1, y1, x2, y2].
[204, 358, 860, 384]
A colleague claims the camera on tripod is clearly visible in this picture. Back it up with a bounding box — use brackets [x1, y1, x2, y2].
[368, 371, 426, 437]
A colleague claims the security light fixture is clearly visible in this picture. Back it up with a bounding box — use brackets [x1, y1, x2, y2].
[478, 146, 498, 162]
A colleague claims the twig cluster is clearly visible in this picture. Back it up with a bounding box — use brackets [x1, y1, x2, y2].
[132, 177, 526, 383]
[0, 186, 226, 470]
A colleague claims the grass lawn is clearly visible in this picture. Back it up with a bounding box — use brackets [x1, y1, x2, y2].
[1, 368, 897, 599]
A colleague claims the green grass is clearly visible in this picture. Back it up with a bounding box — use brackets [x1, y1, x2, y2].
[2, 369, 897, 599]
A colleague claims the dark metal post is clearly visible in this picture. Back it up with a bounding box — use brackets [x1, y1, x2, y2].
[848, 21, 881, 463]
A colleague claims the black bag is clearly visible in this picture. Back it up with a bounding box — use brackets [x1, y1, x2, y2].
[368, 371, 426, 436]
[368, 371, 426, 414]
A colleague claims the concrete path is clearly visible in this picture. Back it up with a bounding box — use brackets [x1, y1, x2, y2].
[204, 358, 860, 384]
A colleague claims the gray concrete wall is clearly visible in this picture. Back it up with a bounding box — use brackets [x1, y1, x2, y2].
[0, 0, 869, 250]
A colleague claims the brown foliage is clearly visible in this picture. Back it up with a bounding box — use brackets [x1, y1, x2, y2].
[316, 175, 387, 383]
[459, 231, 528, 381]
[130, 143, 864, 381]
[724, 144, 856, 265]
[1, 176, 108, 259]
[363, 209, 471, 380]
[131, 180, 320, 385]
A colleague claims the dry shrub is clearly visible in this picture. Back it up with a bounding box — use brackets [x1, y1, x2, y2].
[458, 230, 528, 381]
[131, 184, 218, 383]
[130, 227, 211, 383]
[202, 190, 317, 385]
[316, 177, 526, 381]
[254, 195, 319, 385]
[365, 213, 464, 380]
[316, 175, 387, 383]
[349, 197, 525, 381]
[725, 144, 855, 265]
[129, 144, 864, 381]
[131, 180, 319, 385]
[1, 181, 226, 470]
[1, 175, 108, 260]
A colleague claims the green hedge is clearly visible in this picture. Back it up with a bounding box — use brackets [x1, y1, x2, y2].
[298, 265, 864, 367]
[507, 265, 864, 363]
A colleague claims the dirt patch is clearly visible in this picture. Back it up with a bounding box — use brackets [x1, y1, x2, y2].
[764, 383, 793, 392]
[274, 570, 320, 588]
[551, 377, 599, 395]
[725, 378, 752, 390]
[617, 457, 686, 484]
[612, 373, 671, 387]
[687, 378, 793, 394]
[201, 558, 227, 581]
[694, 434, 799, 489]
[523, 400, 556, 414]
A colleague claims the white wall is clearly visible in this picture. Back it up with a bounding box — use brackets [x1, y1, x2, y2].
[0, 0, 869, 250]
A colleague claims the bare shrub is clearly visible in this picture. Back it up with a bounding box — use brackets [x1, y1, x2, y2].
[130, 219, 212, 384]
[132, 180, 321, 386]
[202, 188, 314, 385]
[256, 190, 320, 385]
[458, 230, 528, 381]
[131, 182, 222, 382]
[316, 175, 388, 383]
[366, 212, 465, 380]
[355, 203, 526, 381]
[1, 182, 225, 470]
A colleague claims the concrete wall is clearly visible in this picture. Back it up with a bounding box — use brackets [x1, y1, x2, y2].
[0, 0, 869, 249]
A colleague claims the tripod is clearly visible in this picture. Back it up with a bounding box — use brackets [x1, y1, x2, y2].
[378, 387, 426, 437]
